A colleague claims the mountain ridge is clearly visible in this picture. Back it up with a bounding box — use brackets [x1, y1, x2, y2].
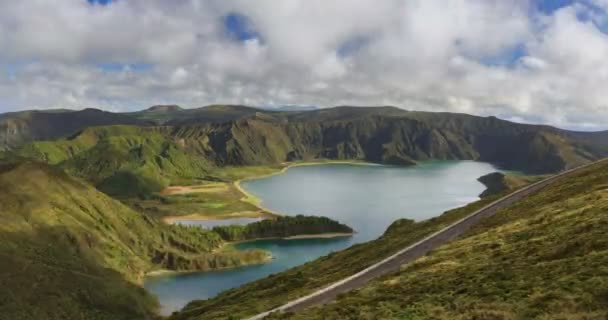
[3, 106, 607, 200]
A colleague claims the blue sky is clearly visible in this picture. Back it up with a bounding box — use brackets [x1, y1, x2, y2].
[223, 13, 261, 42]
[88, 0, 113, 5]
[537, 0, 574, 13]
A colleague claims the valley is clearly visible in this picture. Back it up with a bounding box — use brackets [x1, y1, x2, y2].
[173, 159, 608, 320]
[145, 160, 496, 314]
[4, 3, 608, 320]
[1, 105, 607, 320]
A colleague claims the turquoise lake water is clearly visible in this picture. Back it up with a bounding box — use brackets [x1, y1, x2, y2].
[144, 161, 497, 314]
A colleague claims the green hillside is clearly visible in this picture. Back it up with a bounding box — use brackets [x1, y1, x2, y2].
[0, 108, 150, 151]
[477, 172, 546, 197]
[3, 105, 608, 320]
[171, 196, 501, 320]
[0, 161, 356, 319]
[12, 125, 211, 198]
[132, 107, 608, 173]
[0, 161, 270, 320]
[5, 106, 608, 178]
[127, 104, 266, 125]
[172, 159, 608, 320]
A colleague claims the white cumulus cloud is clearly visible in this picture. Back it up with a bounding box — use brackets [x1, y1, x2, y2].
[0, 0, 607, 130]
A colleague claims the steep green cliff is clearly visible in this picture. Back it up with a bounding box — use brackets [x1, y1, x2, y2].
[0, 108, 150, 151]
[0, 161, 269, 320]
[11, 126, 211, 198]
[4, 106, 608, 181]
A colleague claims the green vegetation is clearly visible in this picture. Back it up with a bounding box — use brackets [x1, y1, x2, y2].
[129, 104, 264, 125]
[6, 105, 608, 182]
[0, 161, 269, 320]
[12, 125, 212, 198]
[264, 161, 608, 320]
[0, 108, 149, 151]
[210, 165, 285, 181]
[3, 106, 608, 319]
[0, 161, 357, 319]
[478, 171, 546, 197]
[172, 162, 608, 320]
[171, 196, 501, 320]
[174, 160, 608, 320]
[128, 184, 267, 220]
[213, 215, 353, 241]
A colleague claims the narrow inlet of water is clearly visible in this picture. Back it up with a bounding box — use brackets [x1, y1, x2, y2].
[145, 161, 498, 314]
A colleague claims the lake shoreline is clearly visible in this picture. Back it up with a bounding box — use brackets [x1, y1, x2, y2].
[229, 232, 355, 245]
[146, 160, 501, 315]
[234, 160, 379, 217]
[160, 160, 376, 224]
[162, 211, 277, 225]
[145, 254, 274, 278]
[145, 231, 354, 278]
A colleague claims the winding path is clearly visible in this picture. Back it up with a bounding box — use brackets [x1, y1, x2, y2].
[246, 159, 606, 320]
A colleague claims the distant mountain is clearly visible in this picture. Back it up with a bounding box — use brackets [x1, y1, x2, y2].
[165, 106, 607, 173]
[144, 104, 183, 113]
[0, 108, 150, 151]
[4, 106, 608, 195]
[260, 105, 319, 112]
[164, 104, 267, 126]
[125, 104, 265, 125]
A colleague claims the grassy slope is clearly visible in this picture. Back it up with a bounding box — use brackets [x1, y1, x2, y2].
[163, 110, 602, 174]
[131, 165, 286, 220]
[5, 106, 606, 202]
[478, 172, 546, 198]
[262, 161, 608, 319]
[0, 162, 269, 320]
[8, 125, 290, 219]
[3, 106, 608, 176]
[13, 126, 212, 198]
[0, 108, 150, 151]
[171, 196, 501, 320]
[173, 161, 608, 320]
[130, 183, 268, 220]
[126, 105, 264, 125]
[0, 161, 359, 320]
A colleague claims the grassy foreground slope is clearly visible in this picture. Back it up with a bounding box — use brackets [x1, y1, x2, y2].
[171, 197, 501, 320]
[0, 161, 269, 320]
[264, 160, 608, 319]
[173, 160, 608, 320]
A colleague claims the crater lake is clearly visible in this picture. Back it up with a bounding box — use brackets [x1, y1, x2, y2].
[145, 161, 498, 314]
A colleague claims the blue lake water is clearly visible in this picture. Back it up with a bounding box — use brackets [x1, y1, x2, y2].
[144, 161, 497, 314]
